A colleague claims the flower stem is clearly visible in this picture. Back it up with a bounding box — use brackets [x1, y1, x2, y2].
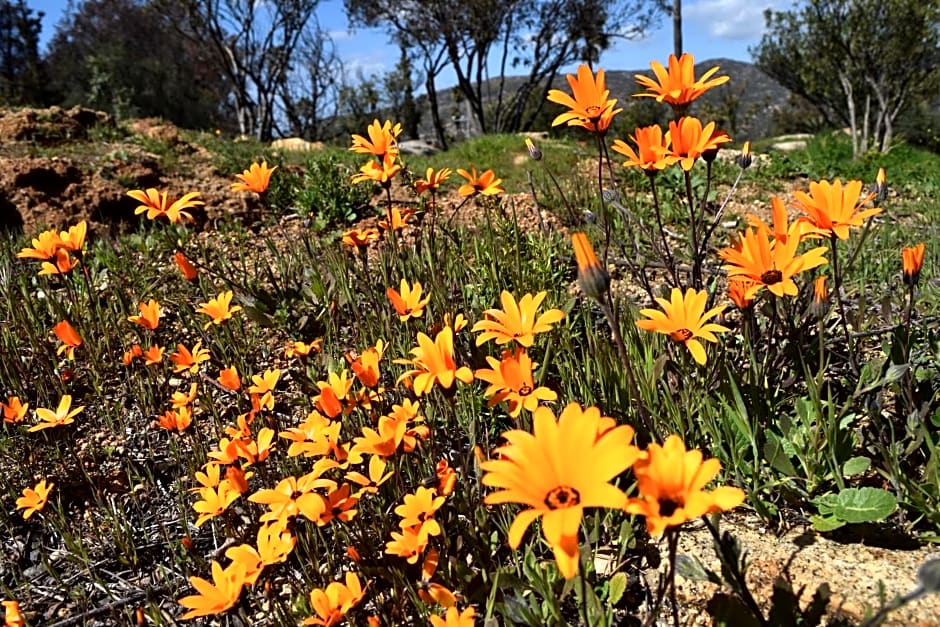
[648, 174, 680, 287]
[829, 234, 858, 374]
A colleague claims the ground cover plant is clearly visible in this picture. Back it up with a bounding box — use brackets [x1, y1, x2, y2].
[1, 53, 939, 626]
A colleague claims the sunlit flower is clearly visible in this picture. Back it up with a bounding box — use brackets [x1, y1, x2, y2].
[665, 117, 731, 171]
[476, 348, 557, 417]
[481, 402, 643, 578]
[248, 473, 332, 525]
[53, 320, 82, 360]
[435, 459, 457, 496]
[128, 299, 161, 331]
[17, 229, 62, 260]
[634, 53, 729, 113]
[38, 249, 78, 275]
[727, 278, 757, 310]
[197, 291, 242, 330]
[429, 606, 476, 627]
[385, 525, 430, 564]
[395, 486, 445, 537]
[611, 125, 678, 173]
[387, 279, 431, 322]
[248, 368, 281, 410]
[193, 480, 242, 527]
[29, 395, 83, 432]
[122, 344, 143, 366]
[636, 287, 730, 365]
[16, 478, 53, 520]
[902, 243, 926, 286]
[378, 207, 412, 232]
[58, 221, 87, 252]
[127, 188, 203, 224]
[791, 178, 880, 240]
[177, 560, 247, 619]
[158, 406, 193, 432]
[871, 167, 888, 206]
[472, 290, 565, 348]
[2, 599, 24, 627]
[571, 232, 610, 301]
[170, 341, 210, 375]
[395, 327, 474, 396]
[547, 64, 622, 134]
[720, 224, 829, 299]
[1, 396, 28, 424]
[346, 455, 394, 497]
[318, 483, 359, 525]
[232, 160, 277, 194]
[303, 572, 365, 626]
[418, 547, 457, 608]
[415, 167, 452, 194]
[342, 227, 380, 249]
[349, 340, 384, 388]
[142, 344, 164, 365]
[174, 251, 199, 280]
[625, 435, 745, 536]
[218, 366, 241, 391]
[286, 339, 322, 358]
[351, 154, 400, 187]
[456, 165, 504, 197]
[350, 119, 402, 160]
[314, 370, 353, 418]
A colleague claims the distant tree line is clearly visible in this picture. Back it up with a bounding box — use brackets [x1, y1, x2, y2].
[2, 0, 936, 151]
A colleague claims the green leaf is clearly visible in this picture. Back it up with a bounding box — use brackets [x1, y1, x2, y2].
[842, 456, 870, 477]
[607, 572, 627, 605]
[884, 363, 909, 385]
[763, 431, 797, 476]
[816, 487, 898, 524]
[809, 514, 846, 532]
[676, 554, 722, 585]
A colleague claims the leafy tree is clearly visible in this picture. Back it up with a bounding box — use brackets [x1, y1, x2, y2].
[45, 0, 230, 128]
[753, 0, 940, 156]
[0, 0, 44, 105]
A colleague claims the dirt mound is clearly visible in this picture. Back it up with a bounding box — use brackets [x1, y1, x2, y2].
[0, 107, 251, 236]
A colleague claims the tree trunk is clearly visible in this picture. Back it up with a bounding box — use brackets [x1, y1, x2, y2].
[838, 72, 858, 159]
[426, 72, 447, 150]
[672, 0, 682, 57]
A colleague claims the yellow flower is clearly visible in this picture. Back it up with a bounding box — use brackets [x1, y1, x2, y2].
[127, 299, 161, 331]
[472, 290, 565, 348]
[395, 327, 473, 396]
[635, 287, 729, 366]
[197, 291, 242, 330]
[414, 167, 452, 194]
[387, 279, 431, 321]
[16, 478, 53, 520]
[634, 53, 729, 113]
[127, 188, 203, 224]
[475, 348, 557, 417]
[231, 160, 276, 194]
[791, 178, 880, 240]
[625, 435, 745, 536]
[29, 395, 84, 432]
[665, 117, 731, 171]
[611, 125, 678, 173]
[430, 606, 476, 627]
[342, 227, 380, 248]
[720, 224, 829, 299]
[350, 119, 402, 160]
[17, 229, 62, 260]
[546, 64, 622, 134]
[481, 403, 643, 579]
[394, 486, 445, 537]
[169, 341, 210, 375]
[456, 165, 504, 197]
[177, 560, 247, 620]
[303, 572, 365, 626]
[351, 154, 400, 187]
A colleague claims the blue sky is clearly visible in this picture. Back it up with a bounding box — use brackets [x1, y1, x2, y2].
[28, 0, 788, 88]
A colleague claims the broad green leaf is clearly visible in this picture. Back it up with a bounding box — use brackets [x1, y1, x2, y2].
[607, 572, 627, 605]
[828, 487, 897, 524]
[842, 456, 870, 477]
[809, 514, 845, 532]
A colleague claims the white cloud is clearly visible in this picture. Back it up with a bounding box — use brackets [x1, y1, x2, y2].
[684, 0, 787, 40]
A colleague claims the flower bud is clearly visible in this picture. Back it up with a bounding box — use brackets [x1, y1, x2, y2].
[571, 232, 610, 302]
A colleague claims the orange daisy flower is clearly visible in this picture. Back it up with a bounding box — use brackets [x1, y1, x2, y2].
[350, 119, 402, 160]
[231, 160, 276, 194]
[16, 478, 53, 520]
[475, 348, 557, 417]
[173, 251, 199, 280]
[342, 227, 380, 249]
[127, 299, 161, 331]
[625, 435, 745, 536]
[472, 290, 565, 348]
[53, 320, 82, 360]
[395, 327, 473, 396]
[351, 154, 400, 187]
[387, 279, 431, 321]
[634, 53, 729, 113]
[665, 117, 732, 171]
[177, 561, 247, 619]
[636, 287, 730, 365]
[127, 188, 203, 223]
[791, 178, 880, 240]
[546, 64, 622, 134]
[29, 395, 83, 432]
[197, 291, 242, 330]
[415, 167, 452, 194]
[571, 232, 610, 301]
[612, 125, 678, 173]
[456, 165, 504, 197]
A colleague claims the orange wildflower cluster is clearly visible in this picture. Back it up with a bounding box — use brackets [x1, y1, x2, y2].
[16, 220, 87, 275]
[482, 403, 744, 578]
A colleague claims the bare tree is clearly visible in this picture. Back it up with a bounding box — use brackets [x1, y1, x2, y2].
[277, 22, 342, 140]
[170, 0, 319, 140]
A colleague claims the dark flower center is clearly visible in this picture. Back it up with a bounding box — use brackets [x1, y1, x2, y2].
[669, 328, 693, 342]
[518, 385, 532, 396]
[585, 104, 602, 119]
[658, 498, 682, 517]
[761, 269, 783, 285]
[544, 485, 581, 510]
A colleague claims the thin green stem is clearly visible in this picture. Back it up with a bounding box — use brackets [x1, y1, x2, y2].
[829, 234, 858, 374]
